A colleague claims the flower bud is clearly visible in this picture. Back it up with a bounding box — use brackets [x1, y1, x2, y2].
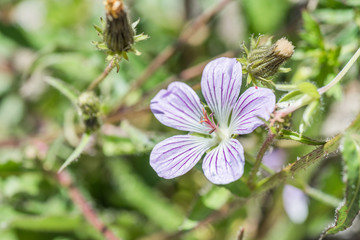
[103, 0, 134, 52]
[248, 37, 294, 79]
[78, 91, 101, 132]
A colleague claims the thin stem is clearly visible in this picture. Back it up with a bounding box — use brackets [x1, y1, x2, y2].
[57, 171, 121, 240]
[318, 47, 360, 95]
[87, 58, 116, 91]
[272, 47, 360, 123]
[115, 0, 232, 108]
[248, 132, 275, 188]
[304, 185, 341, 208]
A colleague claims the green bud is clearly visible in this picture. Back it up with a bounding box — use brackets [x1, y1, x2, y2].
[78, 91, 101, 132]
[248, 38, 294, 78]
[239, 36, 294, 87]
[104, 0, 134, 53]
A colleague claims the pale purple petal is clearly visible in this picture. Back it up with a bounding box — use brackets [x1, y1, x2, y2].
[150, 135, 213, 179]
[283, 185, 308, 223]
[202, 139, 244, 184]
[151, 82, 211, 134]
[230, 87, 275, 135]
[262, 149, 287, 173]
[201, 57, 242, 127]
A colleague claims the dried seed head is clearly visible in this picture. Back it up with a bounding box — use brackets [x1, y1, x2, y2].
[274, 38, 294, 59]
[104, 0, 124, 19]
[103, 0, 134, 52]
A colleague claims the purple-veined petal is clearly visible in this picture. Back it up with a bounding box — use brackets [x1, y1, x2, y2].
[201, 57, 242, 127]
[202, 139, 244, 184]
[151, 82, 211, 134]
[150, 135, 214, 179]
[282, 185, 308, 223]
[230, 87, 275, 135]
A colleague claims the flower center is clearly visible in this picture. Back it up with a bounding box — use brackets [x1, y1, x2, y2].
[199, 108, 231, 142]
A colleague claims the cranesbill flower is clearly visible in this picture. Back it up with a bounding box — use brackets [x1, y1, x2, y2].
[150, 57, 275, 184]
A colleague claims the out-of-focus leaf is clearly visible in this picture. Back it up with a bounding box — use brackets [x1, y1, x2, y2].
[299, 100, 320, 134]
[10, 215, 81, 232]
[44, 76, 79, 105]
[320, 134, 360, 238]
[301, 11, 324, 48]
[224, 179, 251, 198]
[102, 136, 136, 156]
[242, 0, 289, 33]
[181, 185, 231, 230]
[0, 94, 25, 129]
[297, 82, 320, 99]
[278, 129, 325, 145]
[108, 160, 184, 231]
[121, 120, 154, 152]
[58, 133, 92, 173]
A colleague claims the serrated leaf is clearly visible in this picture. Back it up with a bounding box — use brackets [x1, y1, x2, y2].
[44, 76, 79, 105]
[58, 133, 92, 173]
[298, 82, 320, 99]
[278, 129, 325, 145]
[320, 134, 360, 238]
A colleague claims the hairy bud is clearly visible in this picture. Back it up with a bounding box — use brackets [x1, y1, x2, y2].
[248, 37, 294, 79]
[103, 0, 134, 52]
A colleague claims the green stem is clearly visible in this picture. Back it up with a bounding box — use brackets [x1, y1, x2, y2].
[248, 132, 275, 188]
[318, 47, 360, 95]
[87, 58, 116, 91]
[304, 185, 341, 208]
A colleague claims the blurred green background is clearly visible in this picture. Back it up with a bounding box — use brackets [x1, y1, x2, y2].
[0, 0, 360, 239]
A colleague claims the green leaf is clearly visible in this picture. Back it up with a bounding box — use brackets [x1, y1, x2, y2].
[44, 76, 79, 105]
[278, 129, 325, 145]
[320, 134, 360, 238]
[181, 185, 231, 230]
[223, 179, 251, 198]
[299, 100, 320, 134]
[278, 90, 303, 103]
[10, 215, 81, 232]
[301, 11, 324, 48]
[108, 160, 184, 231]
[58, 133, 92, 173]
[297, 82, 320, 99]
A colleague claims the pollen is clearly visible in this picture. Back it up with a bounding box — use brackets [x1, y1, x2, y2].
[104, 0, 124, 19]
[274, 38, 294, 59]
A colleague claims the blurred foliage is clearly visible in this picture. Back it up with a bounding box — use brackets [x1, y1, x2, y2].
[1, 0, 360, 240]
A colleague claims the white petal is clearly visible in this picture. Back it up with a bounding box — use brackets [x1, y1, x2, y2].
[230, 87, 275, 135]
[202, 139, 244, 184]
[151, 82, 210, 134]
[150, 135, 213, 179]
[201, 58, 242, 127]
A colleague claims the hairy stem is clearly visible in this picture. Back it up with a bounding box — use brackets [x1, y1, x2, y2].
[87, 58, 116, 91]
[248, 132, 275, 188]
[57, 171, 121, 240]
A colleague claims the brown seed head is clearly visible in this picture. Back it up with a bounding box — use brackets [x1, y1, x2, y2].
[104, 0, 124, 19]
[274, 38, 294, 58]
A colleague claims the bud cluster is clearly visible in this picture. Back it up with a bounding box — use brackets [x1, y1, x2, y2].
[238, 36, 294, 87]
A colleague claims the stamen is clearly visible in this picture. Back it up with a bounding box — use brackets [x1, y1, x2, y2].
[199, 108, 217, 134]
